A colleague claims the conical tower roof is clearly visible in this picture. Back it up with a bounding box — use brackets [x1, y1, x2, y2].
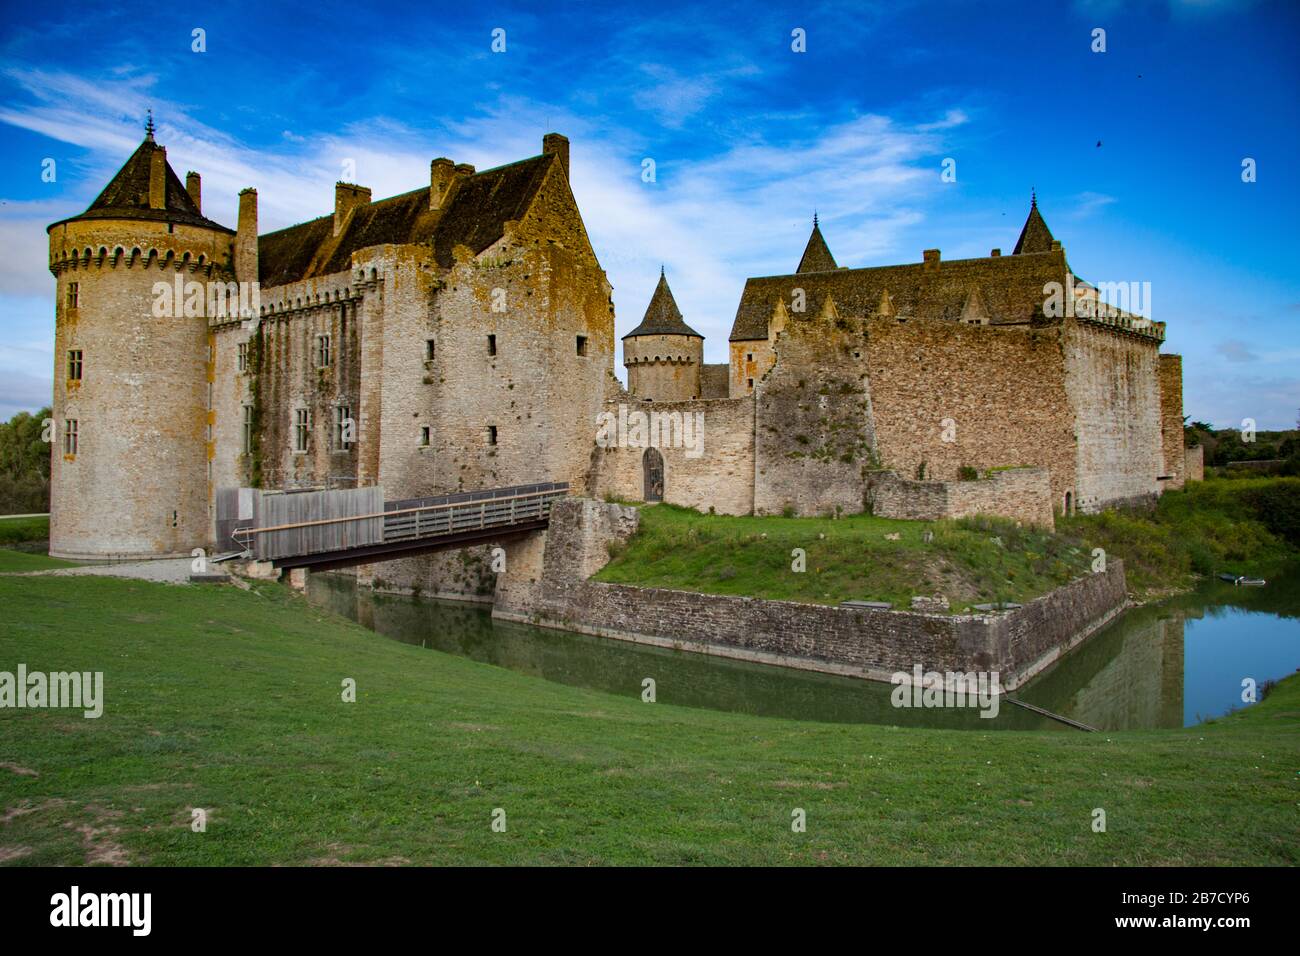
[622, 268, 703, 339]
[797, 215, 838, 273]
[1012, 192, 1054, 255]
[49, 129, 232, 233]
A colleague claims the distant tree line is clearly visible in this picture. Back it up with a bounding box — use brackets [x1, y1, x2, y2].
[0, 408, 51, 514]
[1185, 417, 1300, 475]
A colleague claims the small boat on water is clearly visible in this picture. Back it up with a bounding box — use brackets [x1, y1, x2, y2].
[1217, 572, 1267, 586]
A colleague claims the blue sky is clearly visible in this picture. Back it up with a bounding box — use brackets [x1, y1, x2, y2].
[1, 0, 1296, 426]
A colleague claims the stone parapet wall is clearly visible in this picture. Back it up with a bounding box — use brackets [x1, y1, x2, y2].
[868, 466, 1054, 528]
[494, 497, 1128, 689]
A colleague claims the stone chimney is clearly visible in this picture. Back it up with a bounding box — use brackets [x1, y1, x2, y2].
[334, 183, 372, 237]
[235, 188, 258, 285]
[148, 147, 167, 210]
[543, 132, 570, 180]
[429, 158, 456, 210]
[990, 248, 1001, 257]
[454, 163, 476, 178]
[186, 171, 202, 213]
[923, 248, 940, 272]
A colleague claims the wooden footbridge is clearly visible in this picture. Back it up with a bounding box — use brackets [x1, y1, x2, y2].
[220, 482, 569, 572]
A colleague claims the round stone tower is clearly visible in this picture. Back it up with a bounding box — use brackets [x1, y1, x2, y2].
[622, 268, 704, 403]
[46, 121, 236, 558]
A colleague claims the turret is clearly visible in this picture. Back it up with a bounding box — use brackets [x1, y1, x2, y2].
[45, 118, 236, 558]
[622, 268, 704, 402]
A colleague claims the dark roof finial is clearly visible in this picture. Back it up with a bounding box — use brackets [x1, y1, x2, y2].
[813, 210, 819, 227]
[1031, 187, 1037, 209]
[660, 263, 665, 278]
[145, 109, 155, 142]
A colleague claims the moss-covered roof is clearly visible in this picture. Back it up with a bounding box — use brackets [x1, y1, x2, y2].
[623, 270, 702, 339]
[796, 218, 838, 273]
[48, 134, 233, 234]
[257, 153, 556, 286]
[728, 250, 1069, 341]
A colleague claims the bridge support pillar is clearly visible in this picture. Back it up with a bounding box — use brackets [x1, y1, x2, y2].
[288, 567, 309, 592]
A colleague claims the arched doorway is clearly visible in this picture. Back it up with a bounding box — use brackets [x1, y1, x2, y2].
[643, 447, 664, 503]
[1064, 491, 1073, 515]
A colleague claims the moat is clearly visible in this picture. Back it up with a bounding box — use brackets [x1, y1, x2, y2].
[305, 564, 1300, 732]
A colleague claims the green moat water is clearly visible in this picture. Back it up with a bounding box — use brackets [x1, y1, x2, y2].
[306, 564, 1300, 731]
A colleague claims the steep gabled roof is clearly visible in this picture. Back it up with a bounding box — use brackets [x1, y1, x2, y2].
[728, 251, 1068, 341]
[797, 217, 838, 273]
[257, 153, 556, 286]
[623, 269, 702, 339]
[49, 134, 233, 233]
[1012, 194, 1055, 255]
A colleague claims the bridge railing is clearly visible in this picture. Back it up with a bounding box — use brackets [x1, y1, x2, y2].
[233, 482, 569, 561]
[383, 483, 569, 543]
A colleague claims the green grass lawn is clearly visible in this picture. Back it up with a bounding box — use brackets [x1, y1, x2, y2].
[0, 562, 1295, 866]
[594, 505, 1091, 610]
[0, 549, 78, 572]
[0, 514, 49, 547]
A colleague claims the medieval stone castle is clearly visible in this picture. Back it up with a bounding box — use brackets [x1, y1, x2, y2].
[46, 125, 1195, 597]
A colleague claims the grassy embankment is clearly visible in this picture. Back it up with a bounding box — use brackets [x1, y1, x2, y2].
[0, 514, 48, 548]
[595, 478, 1300, 607]
[0, 564, 1296, 866]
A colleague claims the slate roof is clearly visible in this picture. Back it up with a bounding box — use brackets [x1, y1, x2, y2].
[729, 199, 1069, 341]
[728, 251, 1069, 341]
[49, 134, 233, 233]
[1012, 195, 1055, 255]
[623, 270, 702, 339]
[257, 153, 556, 286]
[796, 218, 838, 273]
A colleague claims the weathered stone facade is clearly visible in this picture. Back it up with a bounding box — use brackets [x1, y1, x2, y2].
[49, 128, 1188, 569]
[869, 467, 1054, 529]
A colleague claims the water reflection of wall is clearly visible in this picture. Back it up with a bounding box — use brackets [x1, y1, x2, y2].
[1020, 608, 1184, 730]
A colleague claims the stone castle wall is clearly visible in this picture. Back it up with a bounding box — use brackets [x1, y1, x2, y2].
[1064, 320, 1164, 511]
[48, 219, 231, 557]
[869, 466, 1054, 529]
[624, 332, 702, 402]
[752, 300, 874, 516]
[592, 396, 755, 515]
[1184, 444, 1204, 482]
[495, 498, 1129, 689]
[1158, 353, 1186, 490]
[863, 316, 1077, 511]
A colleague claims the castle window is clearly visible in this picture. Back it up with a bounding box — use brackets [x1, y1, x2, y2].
[420, 426, 431, 447]
[67, 350, 82, 382]
[242, 405, 254, 454]
[333, 405, 353, 451]
[62, 419, 78, 456]
[293, 409, 310, 453]
[746, 353, 753, 362]
[425, 339, 436, 363]
[487, 334, 497, 356]
[237, 342, 249, 373]
[315, 334, 331, 368]
[487, 425, 498, 446]
[747, 378, 754, 389]
[576, 335, 588, 356]
[66, 283, 79, 309]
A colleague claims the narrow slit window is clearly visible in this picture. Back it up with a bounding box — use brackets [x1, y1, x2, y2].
[63, 419, 78, 456]
[747, 378, 754, 389]
[294, 409, 310, 453]
[420, 426, 431, 447]
[576, 335, 588, 356]
[315, 334, 331, 368]
[425, 339, 436, 362]
[237, 342, 249, 372]
[333, 405, 353, 450]
[66, 283, 79, 309]
[487, 334, 497, 356]
[487, 425, 498, 446]
[242, 405, 254, 454]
